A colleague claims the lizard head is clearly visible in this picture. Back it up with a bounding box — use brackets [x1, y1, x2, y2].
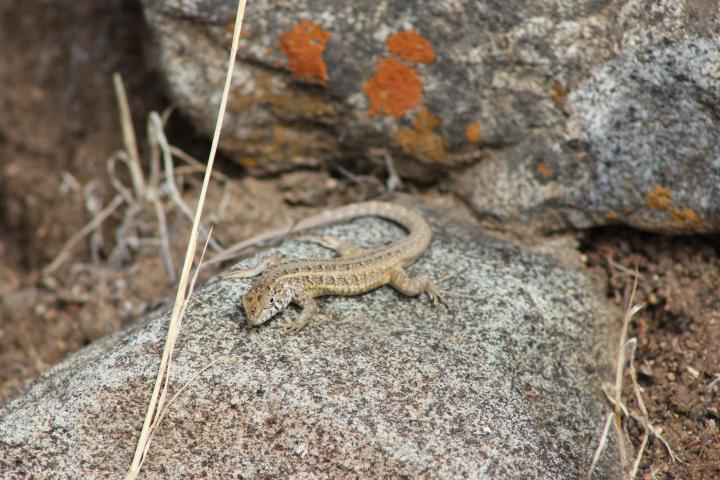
[242, 279, 293, 327]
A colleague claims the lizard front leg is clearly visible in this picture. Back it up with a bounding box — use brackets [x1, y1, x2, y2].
[388, 267, 450, 309]
[283, 293, 319, 335]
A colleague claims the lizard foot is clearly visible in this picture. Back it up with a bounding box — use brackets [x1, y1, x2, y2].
[426, 282, 451, 310]
[282, 318, 309, 336]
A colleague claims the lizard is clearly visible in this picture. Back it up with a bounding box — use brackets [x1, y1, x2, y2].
[225, 201, 449, 334]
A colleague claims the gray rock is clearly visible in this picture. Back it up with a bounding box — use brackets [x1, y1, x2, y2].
[142, 0, 720, 233]
[456, 36, 720, 234]
[568, 37, 720, 233]
[0, 201, 621, 478]
[140, 0, 615, 176]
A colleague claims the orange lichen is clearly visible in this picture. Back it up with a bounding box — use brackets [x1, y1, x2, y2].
[645, 185, 704, 229]
[550, 81, 567, 106]
[392, 108, 451, 165]
[229, 68, 338, 121]
[536, 162, 554, 178]
[386, 30, 436, 64]
[278, 20, 330, 84]
[414, 107, 441, 131]
[606, 211, 618, 221]
[645, 185, 672, 210]
[394, 129, 448, 165]
[364, 57, 422, 117]
[466, 122, 482, 144]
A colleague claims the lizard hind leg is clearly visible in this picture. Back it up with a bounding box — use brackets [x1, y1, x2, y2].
[300, 235, 366, 257]
[388, 267, 450, 309]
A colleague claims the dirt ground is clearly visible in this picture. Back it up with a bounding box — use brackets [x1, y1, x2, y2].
[1, 1, 718, 478]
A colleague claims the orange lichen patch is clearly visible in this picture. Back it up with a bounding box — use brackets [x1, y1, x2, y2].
[606, 211, 618, 221]
[224, 122, 335, 173]
[645, 185, 705, 229]
[364, 57, 422, 117]
[645, 185, 672, 210]
[466, 122, 482, 144]
[278, 20, 330, 84]
[670, 207, 703, 227]
[414, 107, 440, 131]
[394, 128, 448, 165]
[265, 84, 339, 120]
[550, 81, 567, 106]
[229, 69, 339, 121]
[536, 162, 554, 178]
[386, 30, 436, 64]
[392, 108, 451, 166]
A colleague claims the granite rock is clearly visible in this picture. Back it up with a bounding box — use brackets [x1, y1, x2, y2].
[142, 0, 720, 233]
[0, 201, 621, 478]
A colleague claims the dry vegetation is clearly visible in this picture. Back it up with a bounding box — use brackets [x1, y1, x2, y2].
[0, 1, 718, 478]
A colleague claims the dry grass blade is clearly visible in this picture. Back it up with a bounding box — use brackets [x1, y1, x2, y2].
[43, 194, 125, 276]
[590, 257, 681, 477]
[588, 412, 615, 478]
[124, 0, 248, 478]
[627, 338, 649, 478]
[113, 73, 145, 198]
[148, 112, 222, 253]
[588, 265, 644, 479]
[169, 145, 231, 182]
[135, 228, 213, 473]
[614, 268, 642, 473]
[602, 388, 682, 465]
[150, 192, 176, 283]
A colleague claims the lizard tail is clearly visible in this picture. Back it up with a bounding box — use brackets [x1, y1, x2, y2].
[208, 201, 431, 265]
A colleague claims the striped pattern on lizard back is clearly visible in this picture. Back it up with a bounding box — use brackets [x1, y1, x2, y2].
[231, 201, 446, 333]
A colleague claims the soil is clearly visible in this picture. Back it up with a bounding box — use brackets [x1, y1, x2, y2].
[581, 229, 720, 479]
[0, 1, 717, 478]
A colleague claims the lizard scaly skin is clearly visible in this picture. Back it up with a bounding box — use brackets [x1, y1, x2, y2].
[227, 201, 447, 333]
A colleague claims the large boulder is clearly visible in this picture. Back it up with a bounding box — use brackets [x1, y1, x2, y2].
[0, 201, 621, 478]
[141, 0, 720, 233]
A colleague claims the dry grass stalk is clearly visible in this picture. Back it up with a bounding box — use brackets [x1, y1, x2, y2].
[589, 267, 642, 478]
[124, 1, 247, 478]
[589, 263, 681, 479]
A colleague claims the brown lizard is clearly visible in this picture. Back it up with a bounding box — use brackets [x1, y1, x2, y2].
[226, 201, 448, 334]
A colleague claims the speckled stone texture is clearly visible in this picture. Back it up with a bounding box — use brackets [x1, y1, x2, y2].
[456, 35, 720, 234]
[0, 200, 621, 478]
[141, 0, 720, 233]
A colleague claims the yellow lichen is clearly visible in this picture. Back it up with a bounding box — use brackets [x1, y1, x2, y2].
[465, 122, 482, 144]
[645, 185, 704, 229]
[392, 108, 451, 165]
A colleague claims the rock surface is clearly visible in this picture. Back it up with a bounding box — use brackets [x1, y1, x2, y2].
[456, 35, 720, 234]
[0, 201, 621, 478]
[141, 0, 720, 233]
